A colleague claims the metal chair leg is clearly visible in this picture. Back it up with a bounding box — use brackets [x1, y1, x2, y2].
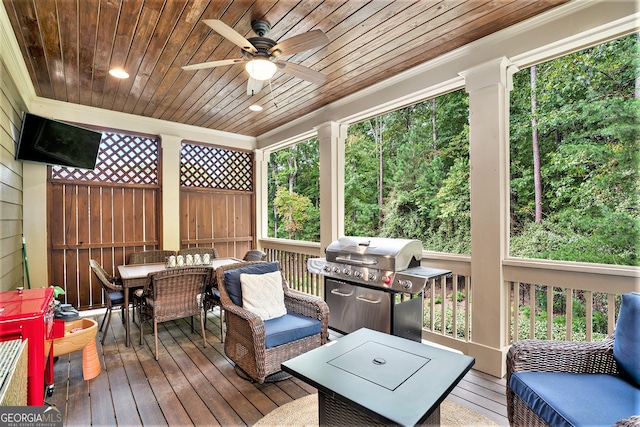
[101, 309, 112, 345]
[154, 320, 159, 361]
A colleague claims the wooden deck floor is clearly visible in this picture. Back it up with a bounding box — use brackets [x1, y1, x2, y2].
[47, 310, 509, 426]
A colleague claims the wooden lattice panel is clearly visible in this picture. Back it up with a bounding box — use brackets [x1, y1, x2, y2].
[51, 132, 159, 185]
[181, 143, 252, 191]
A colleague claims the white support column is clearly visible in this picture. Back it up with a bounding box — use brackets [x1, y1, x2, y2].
[316, 122, 348, 253]
[459, 57, 515, 377]
[254, 148, 269, 248]
[160, 135, 182, 251]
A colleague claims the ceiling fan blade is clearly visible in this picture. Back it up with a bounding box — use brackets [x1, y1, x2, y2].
[203, 19, 257, 53]
[247, 77, 264, 96]
[270, 30, 329, 57]
[182, 58, 246, 71]
[276, 61, 327, 85]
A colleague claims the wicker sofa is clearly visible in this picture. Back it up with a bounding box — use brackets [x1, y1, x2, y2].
[506, 292, 640, 427]
[216, 261, 329, 384]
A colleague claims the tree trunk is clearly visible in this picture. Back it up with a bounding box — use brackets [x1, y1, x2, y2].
[530, 65, 543, 224]
[633, 33, 640, 99]
[271, 170, 278, 237]
[288, 155, 297, 193]
[431, 98, 437, 148]
[368, 117, 384, 228]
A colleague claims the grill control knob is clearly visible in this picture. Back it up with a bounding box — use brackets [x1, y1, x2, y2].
[368, 273, 377, 281]
[353, 270, 363, 279]
[323, 265, 332, 273]
[343, 269, 351, 276]
[400, 280, 413, 290]
[332, 266, 340, 273]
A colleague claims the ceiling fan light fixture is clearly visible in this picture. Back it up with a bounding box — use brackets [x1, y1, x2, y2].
[109, 68, 129, 79]
[249, 104, 263, 112]
[245, 59, 276, 81]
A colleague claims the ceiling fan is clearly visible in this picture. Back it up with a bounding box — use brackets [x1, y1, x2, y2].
[182, 19, 329, 96]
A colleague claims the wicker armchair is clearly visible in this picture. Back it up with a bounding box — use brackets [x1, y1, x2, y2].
[90, 259, 126, 344]
[507, 337, 617, 426]
[137, 267, 211, 360]
[178, 247, 220, 258]
[242, 250, 267, 261]
[128, 250, 176, 265]
[216, 261, 329, 384]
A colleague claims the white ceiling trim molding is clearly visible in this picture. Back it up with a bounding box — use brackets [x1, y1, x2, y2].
[30, 97, 256, 150]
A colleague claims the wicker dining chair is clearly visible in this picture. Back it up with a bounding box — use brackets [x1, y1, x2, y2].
[128, 250, 176, 265]
[216, 261, 329, 383]
[90, 259, 126, 345]
[178, 247, 220, 258]
[137, 266, 212, 360]
[242, 250, 267, 261]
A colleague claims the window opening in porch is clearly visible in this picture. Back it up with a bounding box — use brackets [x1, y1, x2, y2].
[267, 137, 320, 242]
[507, 33, 638, 344]
[509, 33, 639, 267]
[346, 89, 470, 255]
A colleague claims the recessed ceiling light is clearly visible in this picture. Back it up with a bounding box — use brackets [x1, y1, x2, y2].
[109, 69, 129, 79]
[249, 104, 263, 112]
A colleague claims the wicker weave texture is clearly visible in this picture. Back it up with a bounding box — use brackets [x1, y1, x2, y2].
[128, 250, 176, 265]
[216, 261, 329, 384]
[138, 267, 211, 359]
[242, 250, 267, 261]
[90, 259, 126, 344]
[320, 393, 440, 426]
[505, 337, 640, 427]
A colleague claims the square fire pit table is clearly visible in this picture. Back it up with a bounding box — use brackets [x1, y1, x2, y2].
[281, 328, 475, 426]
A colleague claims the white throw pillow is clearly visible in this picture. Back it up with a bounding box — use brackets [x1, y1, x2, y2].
[240, 271, 287, 320]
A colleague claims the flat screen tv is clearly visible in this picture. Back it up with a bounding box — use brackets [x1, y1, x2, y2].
[15, 112, 102, 170]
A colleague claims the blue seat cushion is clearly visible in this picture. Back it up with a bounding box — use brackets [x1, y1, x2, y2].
[223, 262, 279, 306]
[109, 291, 124, 305]
[510, 371, 640, 427]
[614, 292, 640, 387]
[264, 313, 322, 349]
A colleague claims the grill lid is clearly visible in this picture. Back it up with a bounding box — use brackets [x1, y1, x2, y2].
[325, 237, 423, 272]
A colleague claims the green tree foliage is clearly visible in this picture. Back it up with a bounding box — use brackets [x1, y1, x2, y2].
[510, 34, 639, 265]
[273, 186, 317, 240]
[268, 34, 638, 266]
[268, 139, 320, 241]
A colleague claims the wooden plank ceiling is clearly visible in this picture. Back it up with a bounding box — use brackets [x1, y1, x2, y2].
[4, 0, 568, 138]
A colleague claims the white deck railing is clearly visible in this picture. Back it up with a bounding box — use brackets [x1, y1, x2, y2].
[260, 239, 639, 353]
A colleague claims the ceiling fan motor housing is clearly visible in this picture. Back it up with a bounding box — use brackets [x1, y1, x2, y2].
[251, 20, 271, 37]
[247, 37, 276, 59]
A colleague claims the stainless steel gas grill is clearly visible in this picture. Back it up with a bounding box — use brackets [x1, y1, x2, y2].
[307, 237, 451, 342]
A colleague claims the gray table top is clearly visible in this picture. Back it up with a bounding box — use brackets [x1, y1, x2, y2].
[282, 328, 475, 426]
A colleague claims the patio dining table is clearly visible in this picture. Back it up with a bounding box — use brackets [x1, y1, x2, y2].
[117, 257, 242, 347]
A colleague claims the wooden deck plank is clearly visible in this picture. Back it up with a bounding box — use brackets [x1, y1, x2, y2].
[109, 316, 168, 426]
[101, 322, 144, 426]
[49, 311, 509, 426]
[169, 321, 252, 426]
[150, 324, 220, 425]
